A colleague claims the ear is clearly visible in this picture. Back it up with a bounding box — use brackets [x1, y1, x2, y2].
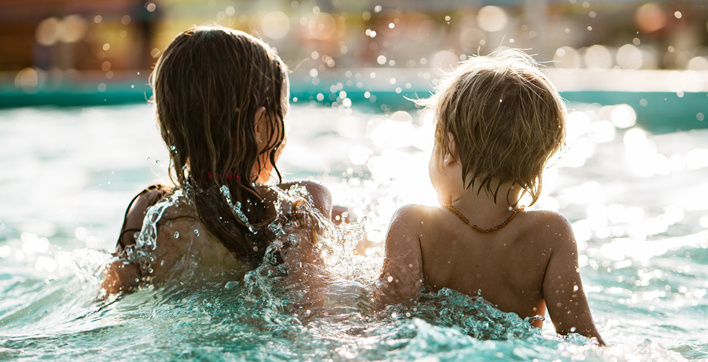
[253, 106, 267, 145]
[443, 132, 458, 166]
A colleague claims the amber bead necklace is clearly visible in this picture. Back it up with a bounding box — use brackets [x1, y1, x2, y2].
[442, 203, 525, 233]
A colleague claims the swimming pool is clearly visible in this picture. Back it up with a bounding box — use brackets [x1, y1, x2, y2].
[0, 103, 706, 360]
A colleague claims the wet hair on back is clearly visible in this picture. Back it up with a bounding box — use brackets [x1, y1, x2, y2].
[151, 25, 287, 266]
[422, 49, 566, 206]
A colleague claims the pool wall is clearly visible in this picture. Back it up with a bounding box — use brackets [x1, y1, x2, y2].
[1, 69, 706, 134]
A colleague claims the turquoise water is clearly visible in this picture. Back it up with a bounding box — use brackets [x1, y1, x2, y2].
[1, 103, 706, 361]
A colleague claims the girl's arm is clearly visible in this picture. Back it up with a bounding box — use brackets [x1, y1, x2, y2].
[100, 259, 141, 296]
[542, 214, 605, 346]
[278, 181, 332, 219]
[374, 205, 425, 307]
[279, 180, 357, 225]
[279, 199, 332, 317]
[101, 185, 170, 298]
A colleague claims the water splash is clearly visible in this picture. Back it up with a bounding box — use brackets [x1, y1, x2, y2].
[121, 188, 185, 277]
[400, 288, 537, 341]
[219, 185, 256, 234]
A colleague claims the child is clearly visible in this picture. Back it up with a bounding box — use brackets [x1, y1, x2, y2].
[101, 26, 332, 301]
[375, 50, 605, 346]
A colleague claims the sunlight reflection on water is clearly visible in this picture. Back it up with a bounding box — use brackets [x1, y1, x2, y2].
[0, 102, 706, 360]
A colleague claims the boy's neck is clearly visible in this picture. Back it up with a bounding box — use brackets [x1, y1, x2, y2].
[445, 180, 523, 222]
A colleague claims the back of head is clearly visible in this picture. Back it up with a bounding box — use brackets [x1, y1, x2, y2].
[427, 49, 566, 206]
[151, 26, 287, 266]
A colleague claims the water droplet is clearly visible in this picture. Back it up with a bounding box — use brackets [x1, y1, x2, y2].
[194, 229, 200, 236]
[174, 231, 179, 238]
[387, 276, 393, 282]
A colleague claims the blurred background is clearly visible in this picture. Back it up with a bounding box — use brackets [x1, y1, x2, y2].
[0, 0, 707, 131]
[1, 3, 708, 358]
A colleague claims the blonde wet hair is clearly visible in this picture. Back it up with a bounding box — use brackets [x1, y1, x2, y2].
[423, 49, 566, 206]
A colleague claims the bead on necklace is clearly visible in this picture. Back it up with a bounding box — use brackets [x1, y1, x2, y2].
[443, 203, 524, 233]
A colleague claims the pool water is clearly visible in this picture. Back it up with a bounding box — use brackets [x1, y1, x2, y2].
[1, 103, 706, 361]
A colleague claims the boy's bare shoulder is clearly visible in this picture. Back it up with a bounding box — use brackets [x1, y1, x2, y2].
[391, 204, 440, 225]
[518, 209, 576, 249]
[387, 204, 456, 243]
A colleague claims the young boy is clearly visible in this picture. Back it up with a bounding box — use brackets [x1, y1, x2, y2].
[375, 50, 605, 346]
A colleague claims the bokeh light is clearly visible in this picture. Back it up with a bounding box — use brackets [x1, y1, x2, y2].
[35, 17, 60, 46]
[308, 12, 337, 40]
[431, 50, 458, 72]
[635, 2, 667, 33]
[610, 105, 637, 129]
[59, 15, 87, 43]
[584, 45, 613, 69]
[477, 6, 508, 32]
[261, 11, 290, 39]
[616, 44, 643, 70]
[14, 68, 40, 92]
[553, 46, 582, 69]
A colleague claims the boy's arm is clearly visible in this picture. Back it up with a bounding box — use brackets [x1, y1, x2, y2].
[543, 215, 605, 346]
[374, 205, 425, 307]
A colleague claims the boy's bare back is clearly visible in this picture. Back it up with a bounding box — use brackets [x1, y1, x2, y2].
[377, 204, 601, 343]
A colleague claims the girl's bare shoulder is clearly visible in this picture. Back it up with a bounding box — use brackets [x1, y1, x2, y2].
[148, 194, 244, 280]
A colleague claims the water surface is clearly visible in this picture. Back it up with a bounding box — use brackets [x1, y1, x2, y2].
[1, 103, 706, 361]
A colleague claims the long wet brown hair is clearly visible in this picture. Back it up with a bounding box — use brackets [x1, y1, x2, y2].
[152, 26, 287, 267]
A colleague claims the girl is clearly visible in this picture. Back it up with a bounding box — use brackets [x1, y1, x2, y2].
[101, 26, 332, 299]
